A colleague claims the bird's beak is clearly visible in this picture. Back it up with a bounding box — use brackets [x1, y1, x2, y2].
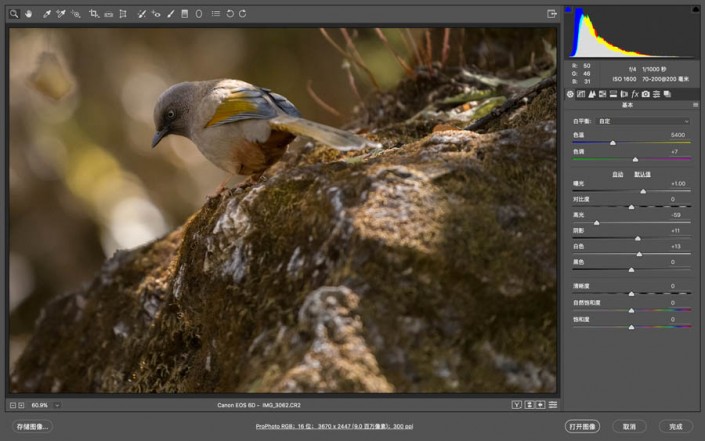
[151, 128, 169, 148]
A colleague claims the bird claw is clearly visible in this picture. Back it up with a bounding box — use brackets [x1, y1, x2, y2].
[206, 175, 236, 200]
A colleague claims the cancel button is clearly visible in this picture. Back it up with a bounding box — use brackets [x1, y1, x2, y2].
[659, 419, 693, 434]
[613, 419, 646, 434]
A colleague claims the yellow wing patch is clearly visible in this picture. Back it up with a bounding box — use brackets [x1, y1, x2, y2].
[205, 90, 262, 127]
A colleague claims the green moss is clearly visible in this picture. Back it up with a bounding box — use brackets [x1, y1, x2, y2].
[469, 96, 506, 121]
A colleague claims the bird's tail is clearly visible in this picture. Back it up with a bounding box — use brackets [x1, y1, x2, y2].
[268, 115, 378, 151]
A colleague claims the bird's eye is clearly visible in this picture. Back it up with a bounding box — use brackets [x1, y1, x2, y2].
[167, 110, 176, 119]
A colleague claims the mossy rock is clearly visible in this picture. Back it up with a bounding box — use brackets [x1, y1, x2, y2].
[12, 71, 556, 393]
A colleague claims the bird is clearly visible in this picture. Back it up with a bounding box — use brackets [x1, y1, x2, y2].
[151, 79, 375, 180]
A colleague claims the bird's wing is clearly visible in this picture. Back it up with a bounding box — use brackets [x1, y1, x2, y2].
[205, 84, 300, 128]
[261, 89, 301, 118]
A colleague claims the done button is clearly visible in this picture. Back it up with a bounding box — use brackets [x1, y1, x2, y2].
[659, 419, 693, 434]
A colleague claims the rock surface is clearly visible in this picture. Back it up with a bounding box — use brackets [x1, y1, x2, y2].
[12, 74, 557, 393]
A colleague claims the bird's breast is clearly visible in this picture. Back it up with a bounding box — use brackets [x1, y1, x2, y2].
[191, 119, 275, 175]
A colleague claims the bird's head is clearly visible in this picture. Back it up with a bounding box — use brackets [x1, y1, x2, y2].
[152, 82, 197, 148]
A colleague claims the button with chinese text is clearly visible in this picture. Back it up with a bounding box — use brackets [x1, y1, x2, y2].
[659, 419, 693, 434]
[565, 419, 600, 434]
[11, 420, 53, 434]
[613, 419, 646, 434]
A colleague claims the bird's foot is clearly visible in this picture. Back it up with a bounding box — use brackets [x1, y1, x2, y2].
[206, 175, 236, 200]
[205, 173, 267, 200]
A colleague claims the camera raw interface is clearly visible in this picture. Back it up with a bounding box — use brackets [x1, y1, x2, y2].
[2, 2, 702, 441]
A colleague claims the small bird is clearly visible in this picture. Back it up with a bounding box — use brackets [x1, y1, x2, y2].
[152, 79, 374, 178]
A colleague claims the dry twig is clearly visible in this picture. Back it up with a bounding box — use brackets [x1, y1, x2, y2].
[441, 28, 451, 66]
[305, 80, 342, 117]
[340, 29, 380, 90]
[374, 28, 415, 77]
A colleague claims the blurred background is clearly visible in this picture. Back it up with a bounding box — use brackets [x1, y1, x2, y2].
[8, 27, 555, 368]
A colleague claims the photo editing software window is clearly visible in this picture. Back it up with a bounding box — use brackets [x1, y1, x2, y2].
[0, 1, 702, 440]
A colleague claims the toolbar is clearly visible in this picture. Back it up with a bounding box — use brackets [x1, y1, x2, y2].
[6, 6, 249, 23]
[3, 5, 560, 24]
